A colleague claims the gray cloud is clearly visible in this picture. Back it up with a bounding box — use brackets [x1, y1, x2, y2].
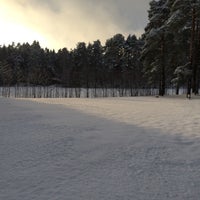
[80, 0, 150, 31]
[4, 0, 150, 49]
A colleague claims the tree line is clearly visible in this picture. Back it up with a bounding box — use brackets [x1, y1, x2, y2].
[0, 35, 144, 95]
[0, 0, 199, 96]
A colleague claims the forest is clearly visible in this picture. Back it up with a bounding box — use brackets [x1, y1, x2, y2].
[0, 0, 200, 96]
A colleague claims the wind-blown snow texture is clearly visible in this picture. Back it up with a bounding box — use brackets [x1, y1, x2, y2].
[1, 97, 200, 200]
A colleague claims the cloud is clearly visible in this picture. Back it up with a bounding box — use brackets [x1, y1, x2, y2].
[1, 0, 150, 50]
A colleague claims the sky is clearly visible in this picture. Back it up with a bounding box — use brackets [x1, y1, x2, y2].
[0, 0, 150, 50]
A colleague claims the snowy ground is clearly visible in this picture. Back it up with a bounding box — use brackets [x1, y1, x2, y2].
[1, 96, 200, 200]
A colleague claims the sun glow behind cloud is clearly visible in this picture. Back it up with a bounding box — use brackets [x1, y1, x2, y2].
[0, 1, 53, 48]
[0, 0, 149, 50]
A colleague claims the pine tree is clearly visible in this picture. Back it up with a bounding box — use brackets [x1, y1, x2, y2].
[141, 0, 172, 96]
[104, 34, 125, 88]
[123, 35, 144, 92]
[168, 0, 200, 95]
[87, 40, 103, 96]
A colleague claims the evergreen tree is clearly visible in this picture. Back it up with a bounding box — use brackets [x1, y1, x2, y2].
[124, 35, 144, 91]
[55, 48, 71, 85]
[167, 0, 200, 95]
[72, 42, 89, 90]
[87, 40, 103, 95]
[104, 34, 125, 88]
[141, 0, 172, 96]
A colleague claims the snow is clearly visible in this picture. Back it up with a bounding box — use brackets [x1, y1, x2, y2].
[30, 96, 200, 137]
[1, 96, 200, 199]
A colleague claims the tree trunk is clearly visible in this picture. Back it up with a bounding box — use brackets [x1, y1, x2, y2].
[176, 83, 179, 95]
[189, 7, 196, 96]
[159, 33, 166, 96]
[194, 20, 200, 94]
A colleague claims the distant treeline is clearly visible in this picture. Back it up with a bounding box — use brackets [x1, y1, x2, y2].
[0, 36, 145, 96]
[0, 0, 200, 97]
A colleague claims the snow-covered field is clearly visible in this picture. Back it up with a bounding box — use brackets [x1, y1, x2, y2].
[1, 96, 200, 199]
